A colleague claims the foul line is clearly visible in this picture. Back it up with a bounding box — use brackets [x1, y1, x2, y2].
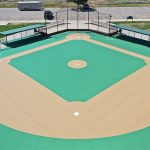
[0, 38, 71, 63]
[85, 38, 150, 64]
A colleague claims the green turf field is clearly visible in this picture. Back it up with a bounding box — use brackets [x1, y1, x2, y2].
[0, 124, 150, 150]
[0, 31, 150, 59]
[1, 31, 150, 149]
[0, 32, 74, 58]
[9, 39, 145, 102]
[88, 32, 150, 57]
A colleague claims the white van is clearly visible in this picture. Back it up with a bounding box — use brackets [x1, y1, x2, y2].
[18, 1, 43, 11]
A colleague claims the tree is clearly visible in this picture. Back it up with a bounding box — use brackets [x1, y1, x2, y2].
[73, 0, 88, 7]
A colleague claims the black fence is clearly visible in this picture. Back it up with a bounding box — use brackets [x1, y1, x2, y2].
[43, 7, 116, 36]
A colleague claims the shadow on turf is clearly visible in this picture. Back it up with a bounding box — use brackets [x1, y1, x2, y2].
[4, 33, 150, 50]
[6, 35, 50, 48]
[115, 35, 150, 47]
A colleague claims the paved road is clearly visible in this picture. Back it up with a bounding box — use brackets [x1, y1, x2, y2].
[0, 7, 149, 22]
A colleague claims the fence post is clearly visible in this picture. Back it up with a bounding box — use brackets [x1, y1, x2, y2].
[67, 4, 69, 30]
[0, 38, 1, 50]
[56, 12, 58, 32]
[45, 18, 48, 34]
[77, 7, 79, 30]
[108, 15, 112, 36]
[98, 12, 100, 32]
[88, 9, 90, 30]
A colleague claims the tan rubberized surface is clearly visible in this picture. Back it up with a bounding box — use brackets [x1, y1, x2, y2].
[67, 60, 87, 69]
[0, 33, 150, 139]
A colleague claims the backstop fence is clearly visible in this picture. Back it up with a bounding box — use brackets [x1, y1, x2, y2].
[42, 7, 117, 35]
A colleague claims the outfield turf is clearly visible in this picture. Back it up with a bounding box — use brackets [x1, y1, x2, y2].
[9, 39, 145, 102]
[0, 124, 150, 150]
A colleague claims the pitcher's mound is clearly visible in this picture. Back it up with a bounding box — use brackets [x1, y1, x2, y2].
[67, 60, 87, 69]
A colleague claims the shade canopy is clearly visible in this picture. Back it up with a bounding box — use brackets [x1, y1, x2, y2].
[0, 24, 45, 36]
[112, 24, 150, 36]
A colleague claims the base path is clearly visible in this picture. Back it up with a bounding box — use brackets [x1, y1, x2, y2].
[0, 33, 150, 139]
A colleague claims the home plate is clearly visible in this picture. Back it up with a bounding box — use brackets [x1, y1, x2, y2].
[73, 112, 80, 117]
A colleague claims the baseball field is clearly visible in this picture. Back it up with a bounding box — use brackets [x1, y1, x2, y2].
[0, 31, 150, 149]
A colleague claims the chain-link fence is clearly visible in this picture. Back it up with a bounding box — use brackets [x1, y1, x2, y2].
[44, 6, 116, 35]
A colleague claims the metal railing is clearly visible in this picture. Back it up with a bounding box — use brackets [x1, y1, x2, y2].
[44, 6, 116, 35]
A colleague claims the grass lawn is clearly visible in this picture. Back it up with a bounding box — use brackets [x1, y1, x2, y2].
[96, 3, 150, 7]
[0, 23, 36, 32]
[0, 1, 150, 8]
[114, 22, 150, 30]
[0, 23, 38, 38]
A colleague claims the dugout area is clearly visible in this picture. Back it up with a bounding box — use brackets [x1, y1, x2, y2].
[0, 31, 150, 149]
